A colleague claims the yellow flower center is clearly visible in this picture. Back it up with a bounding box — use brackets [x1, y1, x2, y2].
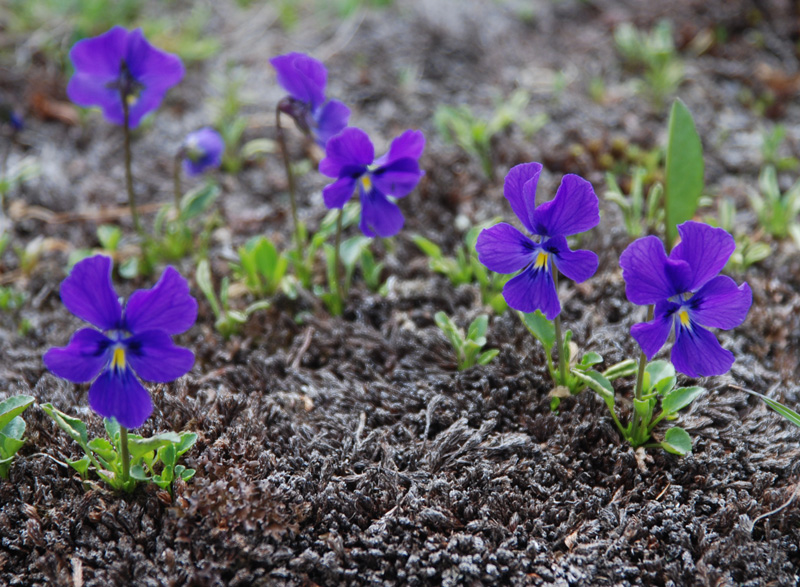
[678, 310, 691, 328]
[360, 175, 372, 192]
[533, 251, 549, 271]
[111, 346, 126, 370]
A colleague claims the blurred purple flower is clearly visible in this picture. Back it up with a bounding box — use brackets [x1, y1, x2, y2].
[67, 26, 184, 128]
[44, 255, 197, 429]
[475, 162, 599, 319]
[620, 221, 752, 377]
[182, 127, 224, 176]
[270, 52, 350, 147]
[319, 127, 425, 238]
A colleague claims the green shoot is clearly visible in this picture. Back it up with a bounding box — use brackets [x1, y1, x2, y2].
[0, 395, 35, 479]
[435, 312, 499, 371]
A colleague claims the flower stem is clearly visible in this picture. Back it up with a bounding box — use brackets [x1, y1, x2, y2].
[173, 152, 183, 213]
[553, 269, 567, 386]
[119, 425, 131, 488]
[121, 97, 142, 234]
[333, 207, 344, 299]
[275, 107, 301, 258]
[630, 304, 655, 443]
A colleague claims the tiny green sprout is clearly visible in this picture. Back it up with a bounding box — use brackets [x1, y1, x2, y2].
[434, 89, 546, 180]
[210, 66, 251, 174]
[0, 395, 35, 479]
[520, 310, 636, 401]
[604, 167, 664, 238]
[0, 155, 39, 213]
[234, 236, 290, 298]
[41, 403, 197, 493]
[435, 312, 499, 371]
[742, 389, 800, 429]
[572, 360, 704, 454]
[196, 259, 270, 338]
[710, 199, 771, 273]
[761, 124, 799, 171]
[749, 165, 800, 246]
[413, 219, 509, 314]
[614, 20, 684, 109]
[0, 285, 25, 312]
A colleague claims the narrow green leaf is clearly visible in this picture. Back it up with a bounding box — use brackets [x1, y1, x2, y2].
[603, 359, 638, 380]
[664, 98, 704, 247]
[411, 235, 443, 259]
[0, 395, 35, 431]
[661, 426, 692, 455]
[180, 183, 220, 221]
[467, 315, 489, 341]
[519, 310, 556, 351]
[0, 417, 25, 442]
[743, 389, 800, 428]
[580, 352, 603, 367]
[661, 386, 704, 414]
[571, 369, 615, 409]
[477, 349, 499, 365]
[41, 403, 89, 448]
[67, 456, 91, 477]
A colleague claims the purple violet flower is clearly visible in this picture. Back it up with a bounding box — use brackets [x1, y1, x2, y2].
[319, 127, 425, 238]
[44, 255, 197, 429]
[67, 26, 184, 129]
[620, 221, 752, 378]
[182, 127, 224, 176]
[270, 52, 350, 147]
[475, 162, 600, 319]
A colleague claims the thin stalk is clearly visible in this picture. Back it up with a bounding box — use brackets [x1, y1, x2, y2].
[120, 425, 131, 488]
[333, 207, 344, 299]
[173, 152, 183, 213]
[630, 304, 655, 443]
[121, 97, 142, 234]
[553, 269, 567, 385]
[275, 108, 301, 257]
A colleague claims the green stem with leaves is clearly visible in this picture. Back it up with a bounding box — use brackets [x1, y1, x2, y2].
[275, 108, 301, 258]
[553, 269, 567, 385]
[630, 304, 654, 443]
[121, 96, 142, 235]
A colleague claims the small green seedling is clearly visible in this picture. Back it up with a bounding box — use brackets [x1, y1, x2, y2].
[749, 165, 800, 246]
[710, 199, 771, 273]
[196, 259, 270, 338]
[42, 403, 196, 493]
[234, 235, 290, 298]
[434, 89, 546, 179]
[520, 310, 636, 405]
[572, 359, 704, 454]
[604, 166, 664, 237]
[761, 124, 799, 171]
[435, 312, 498, 370]
[614, 20, 684, 108]
[0, 395, 35, 479]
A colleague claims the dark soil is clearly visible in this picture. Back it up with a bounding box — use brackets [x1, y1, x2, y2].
[2, 0, 800, 585]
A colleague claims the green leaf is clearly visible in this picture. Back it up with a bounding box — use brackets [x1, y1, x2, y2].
[96, 225, 121, 251]
[661, 426, 692, 455]
[580, 352, 603, 367]
[158, 443, 178, 468]
[129, 432, 182, 462]
[644, 360, 676, 394]
[411, 234, 443, 259]
[467, 315, 489, 341]
[88, 438, 117, 463]
[571, 369, 615, 409]
[179, 468, 196, 482]
[602, 359, 638, 380]
[0, 428, 25, 460]
[0, 395, 35, 431]
[0, 417, 25, 442]
[661, 386, 704, 414]
[67, 456, 91, 477]
[176, 432, 198, 456]
[519, 310, 556, 351]
[743, 390, 800, 428]
[477, 349, 499, 365]
[180, 183, 220, 221]
[130, 464, 150, 481]
[196, 260, 221, 318]
[41, 403, 89, 448]
[664, 98, 704, 247]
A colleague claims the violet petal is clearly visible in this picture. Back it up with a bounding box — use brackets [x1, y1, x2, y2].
[124, 266, 197, 335]
[322, 176, 356, 209]
[503, 162, 541, 234]
[691, 276, 752, 330]
[670, 221, 736, 291]
[545, 235, 598, 283]
[88, 367, 153, 429]
[359, 190, 404, 238]
[270, 52, 327, 110]
[43, 328, 111, 383]
[475, 223, 536, 274]
[671, 324, 734, 378]
[319, 127, 374, 178]
[620, 236, 692, 305]
[630, 314, 673, 360]
[372, 157, 423, 198]
[532, 174, 599, 237]
[125, 330, 195, 382]
[502, 265, 561, 319]
[314, 99, 351, 147]
[61, 255, 122, 331]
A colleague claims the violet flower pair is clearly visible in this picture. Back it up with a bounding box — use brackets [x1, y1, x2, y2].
[477, 162, 751, 378]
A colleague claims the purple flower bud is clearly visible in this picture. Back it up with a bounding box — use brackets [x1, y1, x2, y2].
[43, 256, 197, 429]
[182, 127, 224, 176]
[270, 52, 350, 147]
[67, 26, 184, 129]
[319, 127, 425, 238]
